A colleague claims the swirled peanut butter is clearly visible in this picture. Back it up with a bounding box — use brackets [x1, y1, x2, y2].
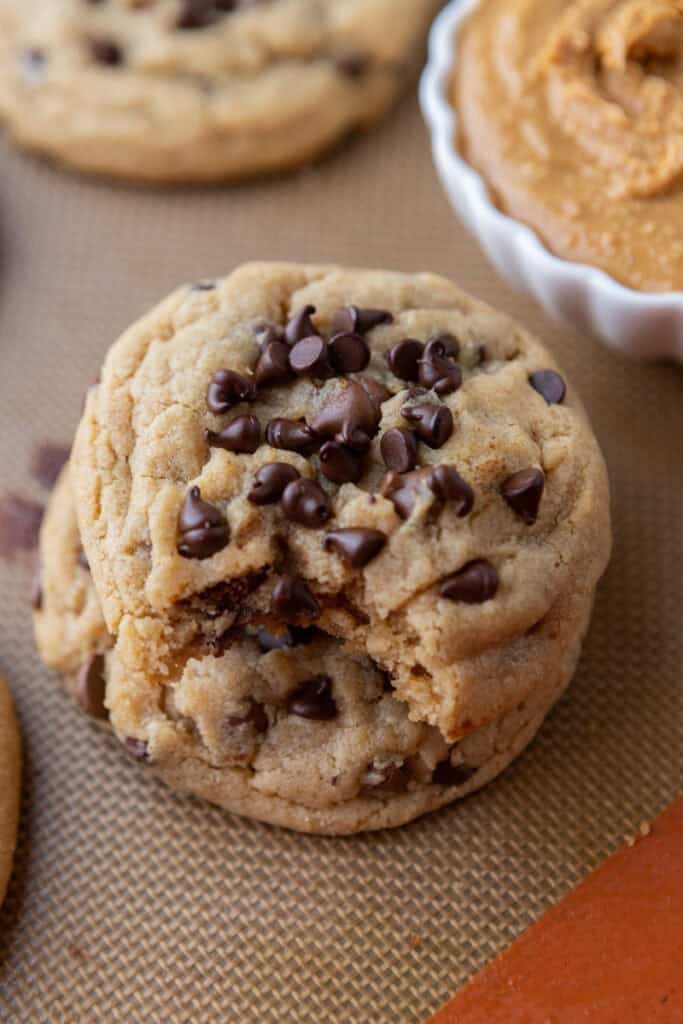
[454, 0, 683, 292]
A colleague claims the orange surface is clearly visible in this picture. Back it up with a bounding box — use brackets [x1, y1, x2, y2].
[429, 797, 683, 1023]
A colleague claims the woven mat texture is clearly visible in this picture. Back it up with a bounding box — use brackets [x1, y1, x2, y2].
[0, 91, 681, 1024]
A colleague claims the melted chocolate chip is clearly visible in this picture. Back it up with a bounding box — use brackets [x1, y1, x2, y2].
[309, 381, 381, 453]
[281, 479, 331, 528]
[502, 467, 545, 525]
[247, 463, 300, 505]
[328, 333, 370, 374]
[429, 465, 474, 517]
[256, 625, 320, 652]
[418, 338, 463, 396]
[206, 414, 261, 455]
[288, 676, 337, 720]
[323, 528, 387, 568]
[361, 760, 409, 796]
[432, 760, 476, 787]
[177, 486, 229, 559]
[124, 738, 150, 761]
[289, 336, 330, 378]
[207, 369, 255, 414]
[358, 375, 391, 406]
[75, 653, 108, 720]
[529, 370, 566, 405]
[30, 443, 70, 490]
[254, 340, 293, 388]
[381, 468, 434, 520]
[89, 37, 124, 66]
[331, 306, 393, 336]
[284, 305, 317, 346]
[318, 441, 363, 484]
[197, 572, 266, 616]
[402, 403, 453, 448]
[386, 339, 424, 382]
[439, 560, 499, 604]
[380, 427, 418, 474]
[225, 699, 268, 734]
[265, 418, 318, 455]
[271, 574, 320, 620]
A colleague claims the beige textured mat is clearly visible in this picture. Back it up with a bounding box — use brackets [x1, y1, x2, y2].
[0, 94, 682, 1023]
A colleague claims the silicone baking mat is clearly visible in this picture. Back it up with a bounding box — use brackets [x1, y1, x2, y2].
[0, 94, 681, 1023]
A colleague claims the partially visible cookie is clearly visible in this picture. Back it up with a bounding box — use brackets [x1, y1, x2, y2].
[33, 464, 112, 719]
[0, 673, 21, 907]
[0, 0, 441, 182]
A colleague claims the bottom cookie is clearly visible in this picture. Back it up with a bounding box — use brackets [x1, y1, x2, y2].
[35, 466, 580, 834]
[0, 673, 21, 906]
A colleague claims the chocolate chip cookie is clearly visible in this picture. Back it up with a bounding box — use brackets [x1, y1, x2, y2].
[0, 0, 441, 182]
[66, 262, 610, 832]
[0, 672, 21, 906]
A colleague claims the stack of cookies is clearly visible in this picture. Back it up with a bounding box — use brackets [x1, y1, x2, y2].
[33, 262, 610, 834]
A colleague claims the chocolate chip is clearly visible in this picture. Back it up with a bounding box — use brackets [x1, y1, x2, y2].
[271, 574, 320, 620]
[197, 572, 266, 616]
[177, 486, 229, 559]
[381, 468, 434, 520]
[335, 53, 369, 79]
[289, 336, 330, 378]
[254, 340, 293, 389]
[418, 338, 463, 396]
[265, 418, 318, 455]
[331, 306, 393, 336]
[328, 333, 370, 374]
[309, 381, 381, 453]
[257, 626, 320, 651]
[191, 281, 215, 291]
[432, 760, 476, 786]
[358, 376, 391, 406]
[284, 305, 317, 346]
[361, 760, 409, 796]
[402, 403, 453, 448]
[318, 441, 363, 484]
[380, 427, 418, 473]
[439, 560, 499, 603]
[502, 467, 545, 525]
[247, 463, 300, 505]
[386, 339, 424, 382]
[323, 528, 387, 568]
[89, 37, 124, 66]
[176, 0, 219, 29]
[288, 676, 337, 720]
[427, 333, 460, 359]
[281, 479, 331, 528]
[225, 699, 268, 734]
[529, 370, 566, 405]
[30, 443, 70, 490]
[124, 738, 149, 761]
[31, 563, 42, 610]
[207, 369, 255, 414]
[75, 653, 108, 720]
[206, 415, 261, 454]
[429, 465, 474, 517]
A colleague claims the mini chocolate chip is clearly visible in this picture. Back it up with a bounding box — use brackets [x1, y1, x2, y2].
[125, 738, 150, 761]
[288, 675, 337, 720]
[335, 53, 369, 79]
[75, 653, 108, 720]
[361, 760, 409, 796]
[191, 280, 215, 291]
[323, 528, 387, 568]
[206, 414, 260, 455]
[284, 305, 317, 346]
[529, 370, 566, 405]
[271, 574, 320, 620]
[225, 699, 268, 734]
[207, 369, 255, 414]
[289, 336, 330, 378]
[177, 486, 229, 559]
[78, 549, 90, 571]
[31, 564, 43, 610]
[439, 560, 499, 604]
[265, 418, 318, 455]
[89, 37, 124, 66]
[386, 339, 424, 382]
[281, 479, 331, 528]
[502, 467, 545, 525]
[318, 441, 363, 484]
[382, 468, 434, 520]
[309, 381, 381, 453]
[247, 463, 300, 504]
[358, 375, 391, 406]
[432, 760, 476, 786]
[402, 403, 453, 448]
[380, 427, 418, 473]
[328, 333, 370, 374]
[332, 306, 394, 336]
[418, 339, 463, 396]
[429, 466, 474, 517]
[254, 340, 293, 388]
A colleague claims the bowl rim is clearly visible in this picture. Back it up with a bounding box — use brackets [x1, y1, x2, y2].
[419, 0, 683, 311]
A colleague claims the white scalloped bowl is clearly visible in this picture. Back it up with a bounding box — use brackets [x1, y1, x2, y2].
[419, 0, 683, 363]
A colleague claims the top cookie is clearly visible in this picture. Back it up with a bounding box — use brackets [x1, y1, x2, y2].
[0, 672, 21, 907]
[0, 0, 440, 181]
[72, 262, 610, 740]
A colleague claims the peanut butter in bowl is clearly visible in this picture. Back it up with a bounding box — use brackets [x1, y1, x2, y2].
[454, 0, 683, 294]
